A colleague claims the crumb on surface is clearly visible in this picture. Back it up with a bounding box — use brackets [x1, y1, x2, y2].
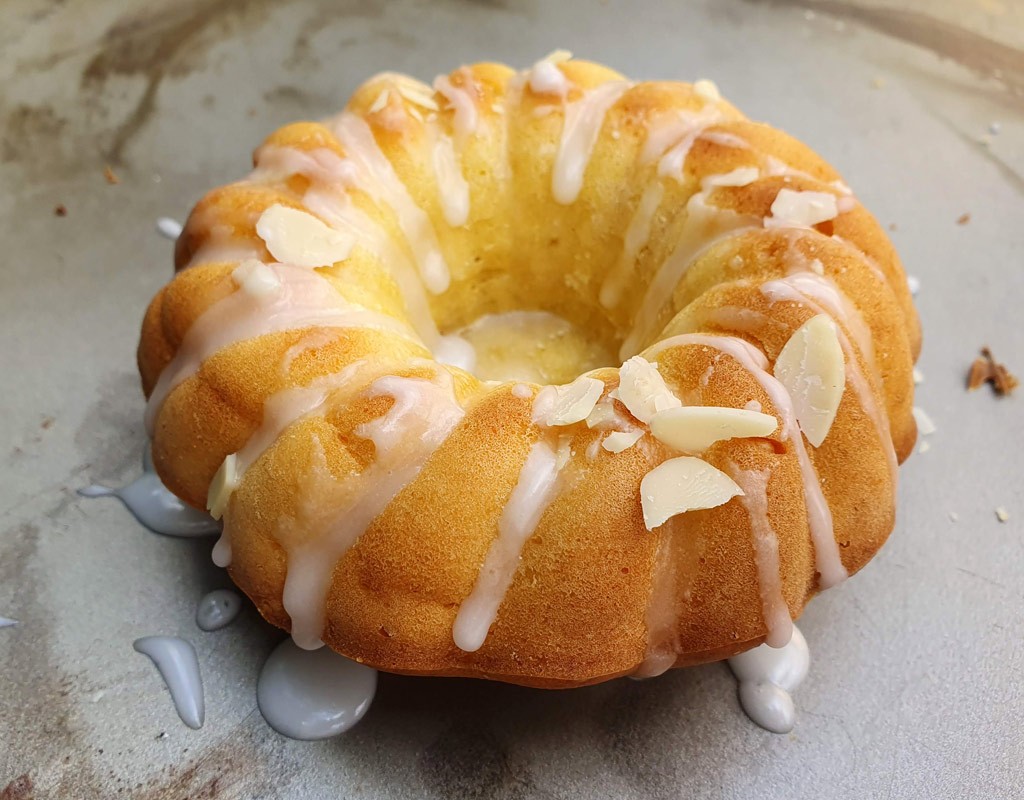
[103, 165, 120, 185]
[995, 507, 1009, 523]
[956, 212, 971, 225]
[54, 204, 67, 217]
[968, 347, 1018, 396]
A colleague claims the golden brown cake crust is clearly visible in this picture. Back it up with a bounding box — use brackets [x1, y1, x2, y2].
[138, 57, 918, 688]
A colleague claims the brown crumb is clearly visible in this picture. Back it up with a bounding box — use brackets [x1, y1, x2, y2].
[956, 212, 971, 225]
[54, 204, 67, 217]
[41, 416, 55, 430]
[968, 347, 1018, 396]
[888, 222, 898, 232]
[103, 165, 120, 185]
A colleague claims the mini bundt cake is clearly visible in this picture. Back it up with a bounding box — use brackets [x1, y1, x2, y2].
[139, 54, 919, 688]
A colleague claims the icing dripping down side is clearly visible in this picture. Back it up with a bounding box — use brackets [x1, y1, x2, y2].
[648, 334, 847, 589]
[257, 638, 377, 740]
[281, 372, 465, 650]
[133, 636, 205, 730]
[728, 625, 809, 734]
[78, 446, 220, 538]
[453, 439, 564, 652]
[728, 466, 793, 649]
[552, 80, 632, 205]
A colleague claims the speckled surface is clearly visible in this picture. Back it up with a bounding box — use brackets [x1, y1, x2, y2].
[1, 1, 1023, 797]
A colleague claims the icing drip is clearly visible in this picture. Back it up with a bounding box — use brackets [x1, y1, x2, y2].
[79, 445, 220, 538]
[453, 439, 564, 652]
[301, 185, 440, 346]
[727, 466, 793, 648]
[431, 132, 471, 227]
[0, 618, 19, 629]
[640, 107, 726, 179]
[632, 519, 683, 678]
[600, 182, 665, 309]
[252, 145, 357, 186]
[144, 263, 416, 436]
[728, 625, 809, 733]
[195, 589, 243, 631]
[281, 373, 464, 649]
[552, 81, 632, 204]
[156, 217, 183, 240]
[619, 195, 758, 359]
[331, 112, 451, 294]
[761, 272, 896, 490]
[133, 636, 205, 730]
[527, 53, 571, 97]
[648, 334, 846, 589]
[257, 638, 377, 740]
[698, 131, 751, 149]
[434, 70, 479, 143]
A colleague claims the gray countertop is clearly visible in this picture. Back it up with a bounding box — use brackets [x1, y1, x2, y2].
[2, 0, 1023, 797]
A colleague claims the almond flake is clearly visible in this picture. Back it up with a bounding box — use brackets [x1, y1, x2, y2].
[693, 79, 721, 102]
[617, 356, 682, 423]
[640, 456, 743, 530]
[702, 167, 759, 189]
[232, 259, 281, 300]
[255, 204, 354, 268]
[912, 406, 936, 436]
[532, 376, 604, 427]
[602, 430, 643, 453]
[765, 189, 839, 229]
[995, 507, 1010, 523]
[774, 314, 845, 447]
[207, 453, 238, 520]
[650, 406, 778, 453]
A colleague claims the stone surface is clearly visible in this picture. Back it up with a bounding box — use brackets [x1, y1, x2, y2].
[1, 0, 1022, 797]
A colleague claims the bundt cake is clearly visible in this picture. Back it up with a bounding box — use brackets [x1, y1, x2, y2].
[139, 53, 919, 688]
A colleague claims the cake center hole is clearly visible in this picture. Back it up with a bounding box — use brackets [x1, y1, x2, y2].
[451, 310, 615, 385]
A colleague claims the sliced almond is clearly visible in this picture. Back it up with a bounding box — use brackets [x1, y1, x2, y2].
[693, 79, 721, 102]
[585, 398, 620, 429]
[650, 406, 778, 453]
[702, 167, 759, 189]
[773, 314, 845, 447]
[532, 376, 604, 427]
[640, 456, 743, 530]
[617, 356, 682, 423]
[231, 259, 281, 300]
[207, 453, 238, 521]
[255, 204, 354, 268]
[602, 430, 644, 453]
[912, 406, 936, 436]
[765, 189, 839, 229]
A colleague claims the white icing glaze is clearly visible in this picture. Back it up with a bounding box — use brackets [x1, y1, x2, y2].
[619, 194, 758, 359]
[133, 636, 205, 729]
[195, 589, 243, 631]
[252, 145, 357, 186]
[727, 466, 793, 648]
[761, 273, 897, 489]
[144, 263, 417, 436]
[728, 625, 809, 733]
[648, 334, 846, 589]
[257, 638, 377, 740]
[330, 112, 451, 294]
[552, 80, 632, 204]
[0, 617, 19, 629]
[632, 521, 682, 678]
[301, 185, 441, 346]
[453, 439, 563, 652]
[79, 445, 220, 538]
[527, 54, 571, 97]
[434, 70, 479, 143]
[511, 383, 533, 399]
[699, 131, 751, 149]
[431, 132, 471, 227]
[156, 217, 183, 240]
[281, 372, 464, 649]
[600, 181, 665, 309]
[433, 333, 477, 372]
